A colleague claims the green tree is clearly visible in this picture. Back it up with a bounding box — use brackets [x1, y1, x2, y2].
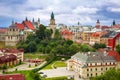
[93, 43, 106, 49]
[68, 44, 79, 54]
[116, 44, 120, 54]
[26, 41, 37, 53]
[36, 24, 46, 40]
[1, 64, 7, 73]
[65, 40, 73, 45]
[45, 29, 52, 40]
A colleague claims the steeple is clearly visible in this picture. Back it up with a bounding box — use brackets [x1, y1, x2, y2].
[96, 19, 100, 29]
[78, 21, 80, 26]
[51, 12, 54, 19]
[113, 20, 116, 26]
[97, 19, 100, 23]
[25, 17, 28, 21]
[32, 18, 34, 23]
[12, 19, 14, 25]
[38, 18, 40, 23]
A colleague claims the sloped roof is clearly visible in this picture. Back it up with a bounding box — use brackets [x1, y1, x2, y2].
[0, 54, 17, 64]
[72, 52, 116, 63]
[0, 74, 25, 80]
[101, 31, 114, 38]
[61, 29, 73, 35]
[15, 23, 24, 30]
[0, 28, 7, 33]
[108, 50, 120, 61]
[23, 21, 35, 30]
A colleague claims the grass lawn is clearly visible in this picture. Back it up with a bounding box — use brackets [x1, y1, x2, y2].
[54, 61, 67, 67]
[24, 53, 48, 59]
[6, 70, 33, 80]
[42, 76, 74, 80]
[43, 61, 66, 70]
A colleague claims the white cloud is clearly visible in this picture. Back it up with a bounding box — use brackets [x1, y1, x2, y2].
[73, 6, 98, 14]
[0, 0, 120, 27]
[107, 7, 120, 12]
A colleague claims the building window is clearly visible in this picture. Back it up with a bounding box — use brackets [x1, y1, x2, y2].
[91, 68, 92, 71]
[106, 63, 107, 65]
[95, 63, 97, 66]
[106, 68, 107, 70]
[87, 69, 89, 71]
[91, 74, 93, 77]
[101, 68, 103, 71]
[90, 63, 92, 66]
[87, 74, 89, 77]
[96, 73, 97, 76]
[95, 68, 97, 71]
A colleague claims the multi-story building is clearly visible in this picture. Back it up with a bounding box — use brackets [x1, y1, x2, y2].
[67, 52, 117, 80]
[49, 12, 56, 30]
[4, 18, 35, 46]
[0, 28, 7, 42]
[0, 48, 24, 62]
[0, 54, 17, 67]
[60, 29, 73, 40]
[107, 31, 120, 50]
[5, 21, 24, 46]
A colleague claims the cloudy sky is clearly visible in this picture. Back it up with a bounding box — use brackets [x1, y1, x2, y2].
[0, 0, 120, 27]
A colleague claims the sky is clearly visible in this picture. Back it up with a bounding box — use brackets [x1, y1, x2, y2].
[0, 0, 120, 27]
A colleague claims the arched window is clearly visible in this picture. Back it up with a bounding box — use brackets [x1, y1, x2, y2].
[91, 74, 93, 77]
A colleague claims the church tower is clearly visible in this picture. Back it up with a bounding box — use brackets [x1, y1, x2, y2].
[49, 12, 56, 29]
[95, 19, 100, 29]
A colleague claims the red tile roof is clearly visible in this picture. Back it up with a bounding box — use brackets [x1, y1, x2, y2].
[91, 32, 106, 37]
[111, 25, 120, 28]
[0, 54, 17, 64]
[0, 48, 24, 53]
[108, 50, 120, 61]
[23, 21, 35, 30]
[0, 28, 7, 33]
[61, 30, 73, 35]
[15, 23, 24, 30]
[0, 74, 25, 80]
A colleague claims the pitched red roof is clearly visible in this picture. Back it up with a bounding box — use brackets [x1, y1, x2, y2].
[23, 21, 35, 30]
[0, 28, 7, 33]
[108, 50, 120, 61]
[15, 23, 24, 30]
[111, 25, 120, 28]
[0, 48, 23, 53]
[0, 74, 25, 80]
[0, 54, 17, 64]
[61, 30, 73, 35]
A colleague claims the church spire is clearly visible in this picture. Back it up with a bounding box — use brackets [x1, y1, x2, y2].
[51, 12, 54, 19]
[32, 18, 34, 23]
[25, 17, 28, 21]
[113, 20, 116, 26]
[38, 18, 40, 23]
[97, 19, 100, 23]
[12, 19, 14, 25]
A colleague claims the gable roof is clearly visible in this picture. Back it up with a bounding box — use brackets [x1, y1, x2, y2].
[15, 23, 24, 30]
[108, 50, 120, 61]
[23, 21, 35, 30]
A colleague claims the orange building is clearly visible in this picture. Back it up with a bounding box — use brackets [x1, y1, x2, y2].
[90, 31, 106, 45]
[60, 29, 73, 40]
